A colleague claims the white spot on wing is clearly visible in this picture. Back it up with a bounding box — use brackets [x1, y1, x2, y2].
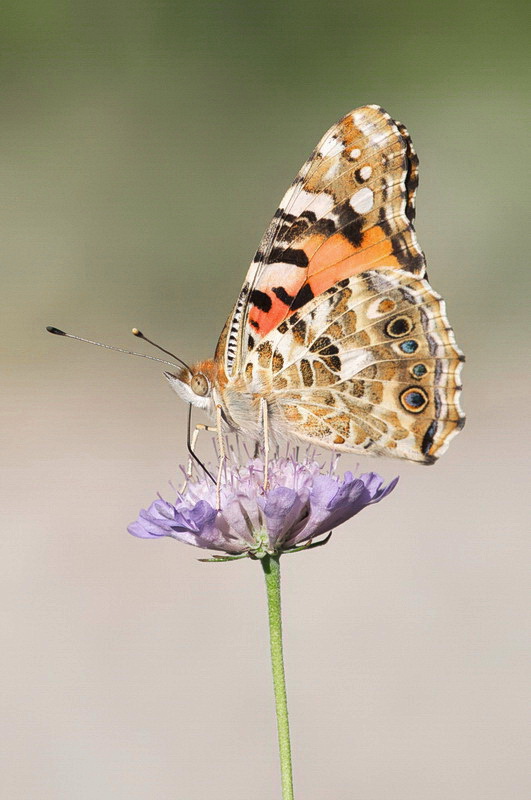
[324, 161, 340, 181]
[372, 129, 391, 145]
[360, 165, 372, 180]
[319, 134, 342, 157]
[349, 148, 361, 159]
[285, 187, 335, 217]
[353, 112, 373, 137]
[340, 348, 377, 376]
[350, 187, 374, 214]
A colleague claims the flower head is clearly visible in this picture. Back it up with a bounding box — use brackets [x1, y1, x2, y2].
[128, 450, 398, 558]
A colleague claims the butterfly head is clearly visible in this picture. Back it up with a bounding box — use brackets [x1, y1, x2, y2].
[164, 359, 217, 412]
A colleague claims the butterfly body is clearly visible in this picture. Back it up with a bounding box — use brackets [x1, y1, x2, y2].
[166, 361, 265, 438]
[166, 105, 464, 464]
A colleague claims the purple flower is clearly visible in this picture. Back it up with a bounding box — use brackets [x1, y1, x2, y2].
[128, 451, 398, 558]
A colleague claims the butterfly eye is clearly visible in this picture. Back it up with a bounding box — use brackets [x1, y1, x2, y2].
[191, 373, 210, 397]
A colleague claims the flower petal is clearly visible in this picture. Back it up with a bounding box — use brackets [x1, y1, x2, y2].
[128, 448, 398, 555]
[260, 487, 310, 549]
[127, 519, 166, 539]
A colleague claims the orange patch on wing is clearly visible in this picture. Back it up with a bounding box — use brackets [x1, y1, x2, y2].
[306, 226, 401, 295]
[248, 269, 302, 336]
[247, 225, 401, 337]
[248, 305, 272, 336]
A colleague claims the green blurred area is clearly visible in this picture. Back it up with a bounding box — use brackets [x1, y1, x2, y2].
[1, 0, 528, 368]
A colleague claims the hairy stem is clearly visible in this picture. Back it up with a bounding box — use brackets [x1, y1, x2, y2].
[261, 555, 294, 800]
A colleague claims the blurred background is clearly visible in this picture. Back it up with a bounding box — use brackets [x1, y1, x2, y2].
[2, 1, 529, 798]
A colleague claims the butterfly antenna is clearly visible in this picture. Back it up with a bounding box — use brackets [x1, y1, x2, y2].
[131, 328, 191, 373]
[46, 326, 191, 373]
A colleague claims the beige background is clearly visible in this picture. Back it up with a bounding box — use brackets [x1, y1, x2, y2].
[2, 1, 529, 798]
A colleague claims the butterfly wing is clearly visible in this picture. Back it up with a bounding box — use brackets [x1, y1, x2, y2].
[244, 269, 465, 463]
[218, 105, 426, 376]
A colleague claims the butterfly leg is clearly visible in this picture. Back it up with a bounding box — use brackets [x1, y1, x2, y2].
[186, 424, 217, 477]
[215, 404, 225, 510]
[260, 397, 270, 490]
[180, 422, 217, 491]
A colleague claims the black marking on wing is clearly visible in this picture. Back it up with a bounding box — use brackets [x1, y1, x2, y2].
[421, 420, 438, 457]
[309, 336, 339, 357]
[312, 217, 336, 238]
[267, 246, 309, 268]
[335, 200, 364, 247]
[250, 289, 272, 312]
[272, 286, 293, 306]
[378, 206, 393, 236]
[272, 283, 315, 310]
[396, 121, 419, 223]
[291, 283, 315, 310]
[272, 282, 315, 313]
[391, 231, 425, 272]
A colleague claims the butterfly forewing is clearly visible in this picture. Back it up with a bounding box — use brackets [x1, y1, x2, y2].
[223, 105, 427, 377]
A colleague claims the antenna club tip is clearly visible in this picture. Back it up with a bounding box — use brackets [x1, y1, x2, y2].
[46, 326, 66, 336]
[131, 328, 142, 337]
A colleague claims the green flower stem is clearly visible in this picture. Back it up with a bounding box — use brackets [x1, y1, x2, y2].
[261, 554, 294, 800]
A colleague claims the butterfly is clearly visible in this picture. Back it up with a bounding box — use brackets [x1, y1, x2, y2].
[166, 105, 465, 465]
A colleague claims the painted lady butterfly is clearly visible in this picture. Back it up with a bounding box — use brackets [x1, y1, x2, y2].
[167, 105, 465, 464]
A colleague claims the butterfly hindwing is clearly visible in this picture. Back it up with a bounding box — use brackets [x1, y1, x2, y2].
[244, 269, 464, 463]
